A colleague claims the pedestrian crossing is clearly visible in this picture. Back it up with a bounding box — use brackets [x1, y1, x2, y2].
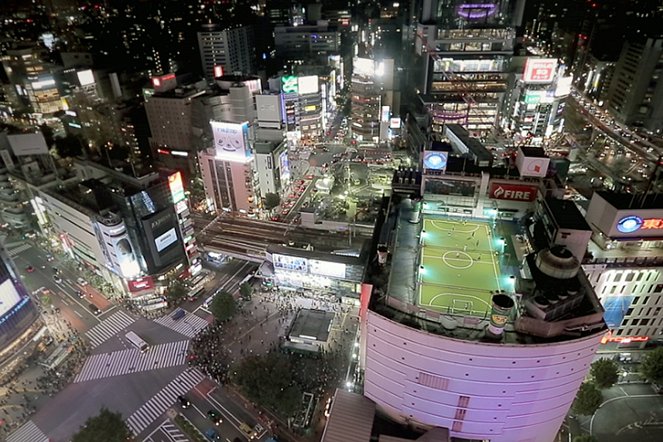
[158, 420, 190, 442]
[6, 420, 48, 442]
[74, 340, 190, 383]
[85, 310, 135, 348]
[154, 311, 209, 338]
[6, 242, 31, 257]
[126, 368, 206, 436]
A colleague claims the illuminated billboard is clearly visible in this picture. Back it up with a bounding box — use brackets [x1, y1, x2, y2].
[211, 121, 251, 162]
[353, 57, 375, 77]
[155, 227, 178, 252]
[168, 172, 186, 204]
[298, 76, 319, 94]
[281, 76, 299, 94]
[423, 151, 448, 171]
[555, 75, 573, 97]
[523, 58, 557, 84]
[77, 69, 95, 86]
[213, 65, 224, 78]
[273, 254, 308, 272]
[381, 106, 390, 123]
[0, 280, 22, 318]
[309, 260, 345, 278]
[279, 150, 290, 182]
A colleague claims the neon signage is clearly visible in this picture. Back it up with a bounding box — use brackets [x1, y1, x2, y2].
[457, 3, 498, 19]
[616, 215, 663, 233]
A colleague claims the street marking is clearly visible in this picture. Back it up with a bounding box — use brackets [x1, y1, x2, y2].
[85, 310, 135, 348]
[74, 310, 83, 318]
[154, 312, 209, 339]
[6, 420, 48, 442]
[126, 368, 205, 436]
[74, 340, 189, 383]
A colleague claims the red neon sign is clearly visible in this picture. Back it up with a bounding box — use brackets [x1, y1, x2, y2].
[642, 218, 663, 230]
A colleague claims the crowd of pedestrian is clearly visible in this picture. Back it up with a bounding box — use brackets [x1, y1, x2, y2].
[188, 323, 230, 383]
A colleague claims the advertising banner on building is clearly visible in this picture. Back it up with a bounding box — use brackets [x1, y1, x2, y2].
[211, 121, 250, 162]
[523, 58, 557, 84]
[516, 154, 550, 178]
[281, 76, 299, 94]
[489, 183, 538, 202]
[168, 172, 185, 204]
[127, 276, 155, 293]
[422, 151, 448, 172]
[309, 259, 346, 278]
[298, 76, 319, 95]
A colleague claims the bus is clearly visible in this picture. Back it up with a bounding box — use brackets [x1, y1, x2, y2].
[188, 285, 206, 302]
[125, 331, 149, 353]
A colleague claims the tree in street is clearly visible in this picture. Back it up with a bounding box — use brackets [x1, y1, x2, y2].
[590, 358, 619, 388]
[210, 291, 236, 322]
[54, 134, 85, 158]
[71, 408, 130, 442]
[166, 279, 187, 306]
[239, 282, 253, 301]
[641, 347, 663, 383]
[264, 192, 280, 211]
[572, 382, 603, 416]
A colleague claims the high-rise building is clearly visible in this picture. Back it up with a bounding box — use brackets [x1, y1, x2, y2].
[501, 57, 572, 143]
[0, 238, 41, 372]
[350, 58, 396, 143]
[274, 24, 341, 61]
[582, 191, 663, 341]
[606, 37, 663, 133]
[1, 46, 62, 114]
[34, 161, 198, 308]
[199, 121, 257, 214]
[413, 0, 524, 136]
[197, 24, 255, 83]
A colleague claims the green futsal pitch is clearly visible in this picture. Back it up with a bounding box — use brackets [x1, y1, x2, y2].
[419, 217, 503, 317]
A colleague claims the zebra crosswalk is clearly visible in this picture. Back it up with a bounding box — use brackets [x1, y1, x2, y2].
[6, 242, 31, 257]
[6, 420, 48, 442]
[154, 311, 209, 338]
[74, 340, 189, 383]
[157, 420, 190, 442]
[126, 368, 205, 436]
[85, 310, 135, 348]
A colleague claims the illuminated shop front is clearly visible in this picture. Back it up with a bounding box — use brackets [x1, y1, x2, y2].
[266, 245, 365, 300]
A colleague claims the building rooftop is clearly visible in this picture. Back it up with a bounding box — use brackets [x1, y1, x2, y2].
[544, 197, 592, 231]
[321, 389, 375, 442]
[595, 190, 663, 210]
[288, 309, 335, 342]
[520, 146, 548, 158]
[371, 198, 605, 345]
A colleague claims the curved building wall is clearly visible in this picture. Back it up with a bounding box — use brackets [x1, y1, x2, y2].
[364, 311, 601, 442]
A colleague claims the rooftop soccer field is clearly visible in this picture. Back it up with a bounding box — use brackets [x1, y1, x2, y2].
[419, 217, 505, 317]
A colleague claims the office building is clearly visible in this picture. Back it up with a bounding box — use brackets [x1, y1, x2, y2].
[199, 120, 257, 214]
[34, 161, 198, 308]
[274, 24, 341, 61]
[413, 0, 523, 136]
[501, 57, 572, 143]
[606, 37, 663, 133]
[1, 46, 62, 115]
[582, 191, 663, 342]
[0, 238, 41, 378]
[350, 58, 396, 143]
[197, 24, 255, 83]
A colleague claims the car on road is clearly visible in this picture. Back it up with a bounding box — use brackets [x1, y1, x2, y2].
[204, 428, 221, 441]
[53, 275, 62, 284]
[26, 266, 35, 273]
[207, 409, 223, 425]
[76, 290, 86, 299]
[77, 277, 88, 286]
[88, 303, 101, 315]
[46, 254, 54, 262]
[239, 422, 256, 439]
[177, 395, 191, 408]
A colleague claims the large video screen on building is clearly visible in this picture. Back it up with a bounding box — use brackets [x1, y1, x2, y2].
[141, 208, 183, 271]
[155, 227, 178, 252]
[211, 121, 251, 162]
[273, 254, 308, 273]
[0, 280, 22, 318]
[309, 259, 346, 278]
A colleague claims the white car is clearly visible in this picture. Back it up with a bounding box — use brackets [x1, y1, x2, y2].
[77, 277, 88, 286]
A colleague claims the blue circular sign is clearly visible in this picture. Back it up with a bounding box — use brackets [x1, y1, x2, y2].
[616, 215, 643, 233]
[424, 152, 447, 170]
